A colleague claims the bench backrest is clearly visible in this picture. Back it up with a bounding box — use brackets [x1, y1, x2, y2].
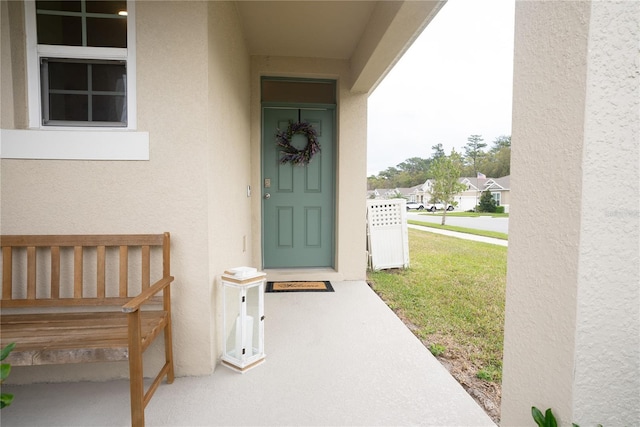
[1, 233, 170, 309]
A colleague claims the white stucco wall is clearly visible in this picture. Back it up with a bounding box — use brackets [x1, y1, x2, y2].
[501, 1, 640, 425]
[573, 1, 639, 424]
[0, 1, 254, 382]
[206, 1, 253, 366]
[250, 57, 369, 281]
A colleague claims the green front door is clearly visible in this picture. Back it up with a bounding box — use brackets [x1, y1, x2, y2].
[262, 107, 335, 268]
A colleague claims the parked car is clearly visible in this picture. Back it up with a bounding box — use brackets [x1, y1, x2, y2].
[426, 203, 455, 212]
[405, 201, 425, 211]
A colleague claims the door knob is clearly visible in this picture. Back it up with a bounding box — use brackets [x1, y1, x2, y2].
[264, 193, 271, 199]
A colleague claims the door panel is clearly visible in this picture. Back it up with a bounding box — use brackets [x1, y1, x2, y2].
[262, 108, 335, 268]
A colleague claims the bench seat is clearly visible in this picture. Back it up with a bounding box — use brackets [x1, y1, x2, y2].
[1, 311, 168, 366]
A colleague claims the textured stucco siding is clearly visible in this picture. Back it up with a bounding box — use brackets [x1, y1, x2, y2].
[1, 1, 252, 382]
[502, 2, 589, 421]
[502, 1, 640, 425]
[573, 1, 640, 424]
[206, 0, 253, 367]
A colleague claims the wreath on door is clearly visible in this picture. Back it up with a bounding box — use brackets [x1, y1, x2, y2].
[275, 121, 321, 165]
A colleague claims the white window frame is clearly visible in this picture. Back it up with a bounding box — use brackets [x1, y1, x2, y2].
[1, 0, 148, 161]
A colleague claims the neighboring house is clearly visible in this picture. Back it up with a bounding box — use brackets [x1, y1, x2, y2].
[406, 183, 425, 203]
[456, 176, 510, 212]
[367, 183, 424, 203]
[382, 188, 403, 199]
[367, 187, 410, 200]
[1, 2, 637, 426]
[419, 176, 511, 212]
[395, 187, 414, 200]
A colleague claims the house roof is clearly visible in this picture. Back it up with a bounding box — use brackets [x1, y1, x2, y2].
[488, 175, 510, 190]
[423, 176, 511, 192]
[460, 176, 510, 191]
[235, 1, 445, 93]
[394, 187, 414, 197]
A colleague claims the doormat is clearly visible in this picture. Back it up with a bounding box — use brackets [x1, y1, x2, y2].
[266, 281, 334, 293]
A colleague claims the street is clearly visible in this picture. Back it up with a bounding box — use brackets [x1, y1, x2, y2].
[406, 212, 509, 234]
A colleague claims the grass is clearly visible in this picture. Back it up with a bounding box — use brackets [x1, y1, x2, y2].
[368, 228, 507, 382]
[408, 219, 509, 240]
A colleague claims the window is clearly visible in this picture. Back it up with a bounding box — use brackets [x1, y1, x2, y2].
[25, 0, 136, 129]
[492, 192, 501, 206]
[41, 58, 127, 126]
[2, 0, 148, 161]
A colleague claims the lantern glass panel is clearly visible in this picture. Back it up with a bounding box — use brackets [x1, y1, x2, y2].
[246, 285, 261, 357]
[224, 284, 242, 359]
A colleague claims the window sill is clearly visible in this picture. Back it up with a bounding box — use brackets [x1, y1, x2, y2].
[0, 129, 149, 160]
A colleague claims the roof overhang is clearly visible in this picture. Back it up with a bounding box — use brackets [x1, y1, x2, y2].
[235, 1, 446, 93]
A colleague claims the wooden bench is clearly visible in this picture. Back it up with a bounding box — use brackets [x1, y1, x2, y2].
[0, 233, 175, 427]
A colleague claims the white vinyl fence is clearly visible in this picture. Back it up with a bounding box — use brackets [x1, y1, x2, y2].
[366, 199, 409, 270]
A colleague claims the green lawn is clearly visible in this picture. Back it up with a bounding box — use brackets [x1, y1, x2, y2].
[368, 228, 507, 383]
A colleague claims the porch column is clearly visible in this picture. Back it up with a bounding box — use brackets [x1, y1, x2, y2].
[501, 1, 639, 425]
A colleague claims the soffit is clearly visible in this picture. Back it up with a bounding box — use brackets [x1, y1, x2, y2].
[235, 1, 377, 59]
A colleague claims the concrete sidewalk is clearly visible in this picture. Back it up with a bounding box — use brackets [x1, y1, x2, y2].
[408, 224, 508, 247]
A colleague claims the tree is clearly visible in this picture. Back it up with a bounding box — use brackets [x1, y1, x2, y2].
[431, 143, 446, 160]
[483, 147, 511, 178]
[464, 134, 487, 177]
[397, 157, 430, 175]
[378, 166, 399, 182]
[490, 135, 511, 153]
[478, 189, 497, 213]
[428, 156, 467, 225]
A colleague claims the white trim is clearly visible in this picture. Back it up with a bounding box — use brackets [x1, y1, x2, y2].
[25, 1, 39, 128]
[127, 1, 137, 129]
[0, 129, 149, 160]
[37, 45, 128, 60]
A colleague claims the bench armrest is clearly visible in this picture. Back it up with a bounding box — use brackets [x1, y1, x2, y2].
[122, 276, 175, 313]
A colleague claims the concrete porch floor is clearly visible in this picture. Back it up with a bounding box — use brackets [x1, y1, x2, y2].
[1, 281, 495, 426]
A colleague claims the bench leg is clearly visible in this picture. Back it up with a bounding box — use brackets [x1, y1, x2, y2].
[163, 287, 175, 384]
[128, 310, 145, 427]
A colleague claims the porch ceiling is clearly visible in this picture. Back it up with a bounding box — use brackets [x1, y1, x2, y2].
[235, 0, 446, 93]
[236, 1, 377, 59]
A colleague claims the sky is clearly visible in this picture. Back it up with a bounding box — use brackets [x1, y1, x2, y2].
[367, 0, 515, 176]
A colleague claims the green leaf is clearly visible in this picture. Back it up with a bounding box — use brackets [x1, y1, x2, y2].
[532, 407, 546, 427]
[0, 343, 16, 361]
[545, 408, 558, 427]
[1, 392, 15, 409]
[0, 363, 11, 382]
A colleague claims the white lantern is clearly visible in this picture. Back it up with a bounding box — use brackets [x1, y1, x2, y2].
[221, 268, 266, 372]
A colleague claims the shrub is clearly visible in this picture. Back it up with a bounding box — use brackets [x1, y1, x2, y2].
[495, 206, 505, 214]
[1, 342, 16, 409]
[478, 190, 497, 213]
